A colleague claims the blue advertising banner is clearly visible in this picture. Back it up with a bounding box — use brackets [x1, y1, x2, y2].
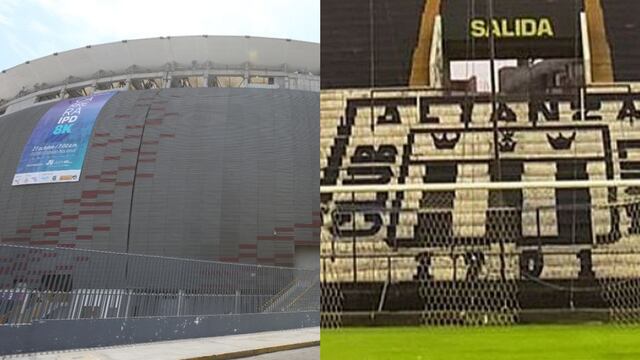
[12, 91, 116, 186]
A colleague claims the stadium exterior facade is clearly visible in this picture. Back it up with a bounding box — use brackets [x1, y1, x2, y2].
[0, 35, 320, 269]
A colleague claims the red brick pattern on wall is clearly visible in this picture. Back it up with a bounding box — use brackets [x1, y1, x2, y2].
[250, 211, 321, 266]
[1, 93, 176, 249]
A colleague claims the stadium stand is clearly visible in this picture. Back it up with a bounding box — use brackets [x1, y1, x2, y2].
[321, 0, 640, 326]
[321, 87, 640, 324]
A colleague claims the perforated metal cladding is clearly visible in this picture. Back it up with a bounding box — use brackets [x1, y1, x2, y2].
[0, 88, 319, 267]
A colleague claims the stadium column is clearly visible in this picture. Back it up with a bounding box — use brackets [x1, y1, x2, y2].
[584, 0, 614, 82]
[410, 0, 442, 86]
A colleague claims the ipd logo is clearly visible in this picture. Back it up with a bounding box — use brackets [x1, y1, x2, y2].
[53, 115, 76, 135]
[51, 96, 93, 135]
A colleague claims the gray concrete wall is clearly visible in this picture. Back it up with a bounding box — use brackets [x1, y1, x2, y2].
[0, 311, 319, 355]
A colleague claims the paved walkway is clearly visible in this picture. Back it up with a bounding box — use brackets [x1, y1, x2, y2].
[6, 327, 319, 360]
[242, 346, 319, 360]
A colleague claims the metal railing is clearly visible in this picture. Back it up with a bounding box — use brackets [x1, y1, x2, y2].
[0, 244, 319, 325]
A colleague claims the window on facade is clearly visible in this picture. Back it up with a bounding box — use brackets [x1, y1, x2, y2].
[96, 80, 127, 91]
[65, 86, 90, 98]
[36, 92, 61, 103]
[170, 76, 204, 88]
[211, 76, 244, 88]
[130, 78, 162, 90]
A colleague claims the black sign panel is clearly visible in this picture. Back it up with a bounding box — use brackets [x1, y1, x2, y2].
[443, 0, 583, 60]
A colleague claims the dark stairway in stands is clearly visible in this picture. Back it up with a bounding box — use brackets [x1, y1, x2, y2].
[601, 0, 640, 81]
[321, 113, 354, 187]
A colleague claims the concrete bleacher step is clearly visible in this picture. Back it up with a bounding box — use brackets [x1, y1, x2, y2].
[321, 89, 640, 282]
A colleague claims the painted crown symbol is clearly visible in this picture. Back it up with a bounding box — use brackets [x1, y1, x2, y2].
[431, 132, 460, 149]
[499, 131, 517, 152]
[547, 132, 576, 150]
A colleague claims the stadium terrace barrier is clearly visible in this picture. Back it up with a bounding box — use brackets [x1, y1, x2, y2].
[0, 244, 319, 354]
[320, 87, 640, 327]
[320, 187, 640, 327]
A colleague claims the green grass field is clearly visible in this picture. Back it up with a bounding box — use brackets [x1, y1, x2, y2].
[321, 325, 640, 359]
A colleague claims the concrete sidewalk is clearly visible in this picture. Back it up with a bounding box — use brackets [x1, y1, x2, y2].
[6, 327, 320, 360]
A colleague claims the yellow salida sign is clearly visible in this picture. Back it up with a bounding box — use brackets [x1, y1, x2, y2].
[470, 18, 555, 38]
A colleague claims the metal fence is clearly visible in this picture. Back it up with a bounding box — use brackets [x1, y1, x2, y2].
[0, 244, 319, 325]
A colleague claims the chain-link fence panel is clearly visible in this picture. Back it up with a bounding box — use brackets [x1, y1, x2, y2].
[321, 183, 640, 326]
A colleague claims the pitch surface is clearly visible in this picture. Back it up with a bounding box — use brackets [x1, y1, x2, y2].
[321, 325, 640, 359]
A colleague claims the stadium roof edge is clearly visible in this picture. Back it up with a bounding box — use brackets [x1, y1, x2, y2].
[0, 35, 320, 102]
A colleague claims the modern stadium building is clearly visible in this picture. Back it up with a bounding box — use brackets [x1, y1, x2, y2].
[0, 36, 319, 354]
[0, 35, 320, 269]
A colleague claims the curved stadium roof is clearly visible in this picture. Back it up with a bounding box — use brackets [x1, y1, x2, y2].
[0, 35, 320, 103]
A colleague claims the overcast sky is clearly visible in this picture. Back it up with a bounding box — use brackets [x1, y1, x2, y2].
[0, 0, 319, 71]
